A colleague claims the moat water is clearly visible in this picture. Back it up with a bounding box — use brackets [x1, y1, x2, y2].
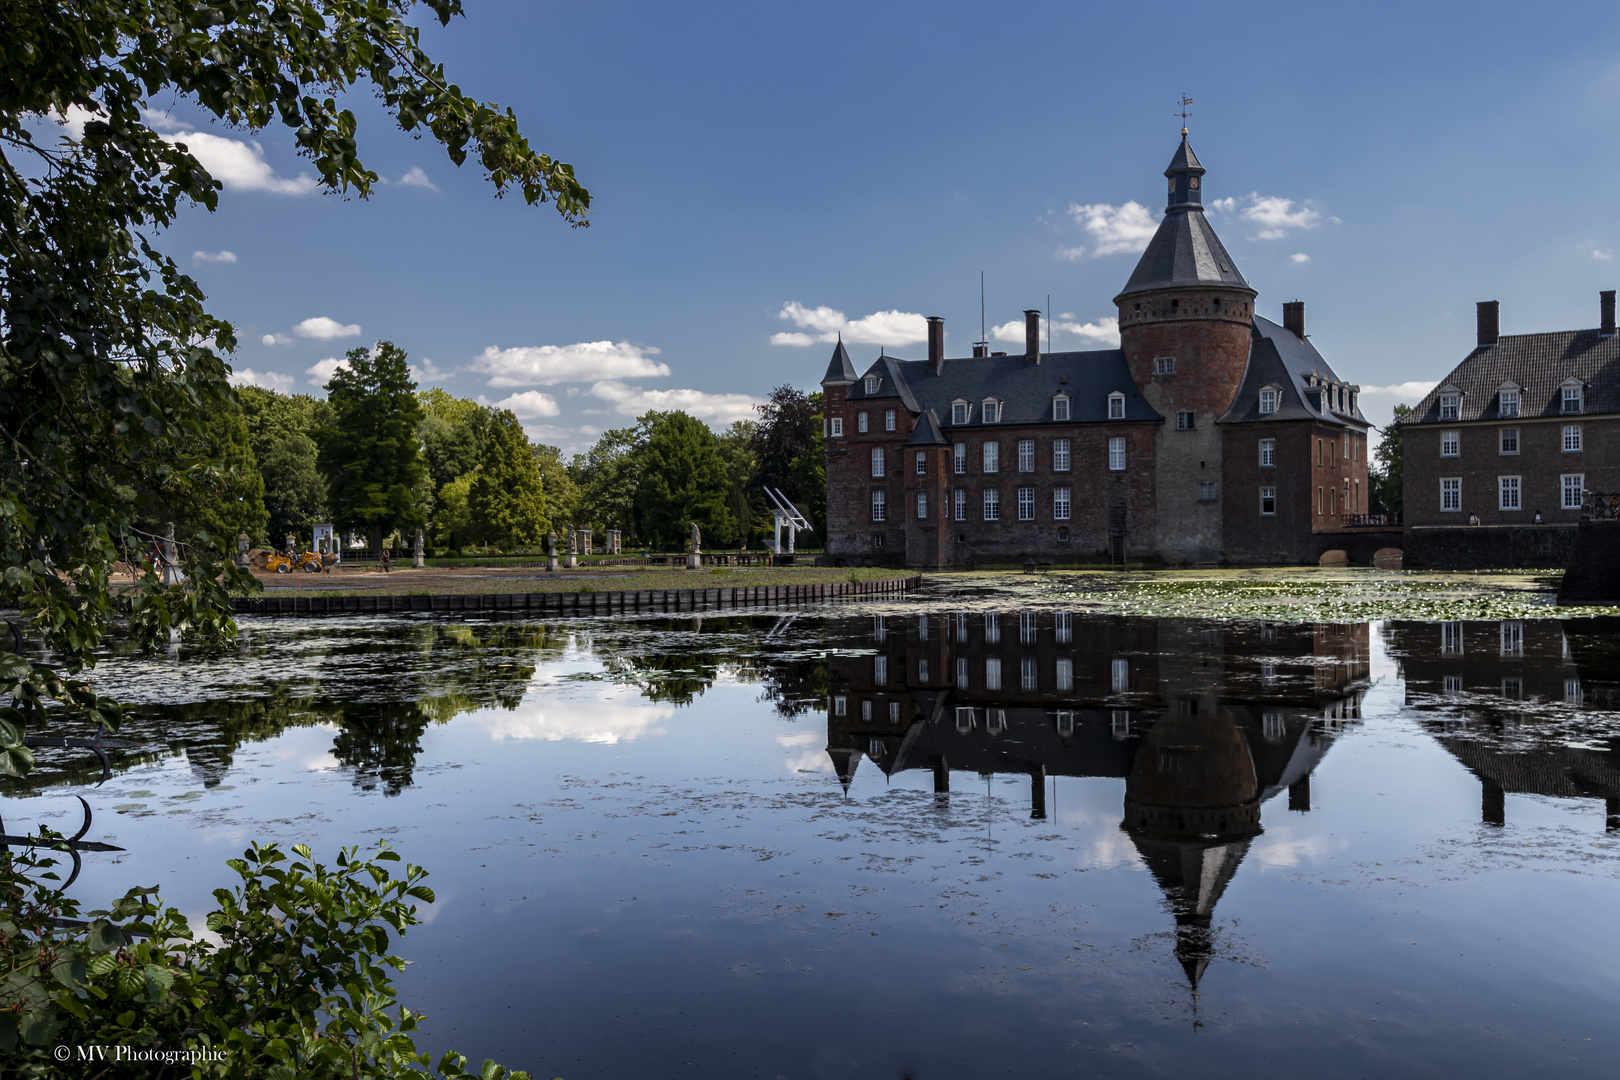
[10, 589, 1620, 1078]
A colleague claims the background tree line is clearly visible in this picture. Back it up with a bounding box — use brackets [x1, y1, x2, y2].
[177, 358, 826, 555]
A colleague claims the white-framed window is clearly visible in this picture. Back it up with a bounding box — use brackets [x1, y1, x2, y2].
[1499, 388, 1520, 417]
[1260, 486, 1276, 515]
[983, 489, 1000, 521]
[1020, 657, 1037, 691]
[871, 490, 886, 521]
[953, 442, 967, 474]
[874, 655, 887, 685]
[916, 492, 928, 519]
[956, 657, 969, 689]
[954, 489, 966, 521]
[1110, 657, 1129, 694]
[1441, 430, 1459, 457]
[1259, 389, 1279, 414]
[1154, 356, 1175, 375]
[915, 451, 927, 475]
[870, 447, 885, 477]
[1564, 424, 1583, 452]
[1500, 428, 1518, 455]
[951, 401, 970, 425]
[1441, 621, 1464, 654]
[857, 411, 869, 433]
[1443, 675, 1463, 696]
[1017, 439, 1034, 473]
[1198, 481, 1217, 502]
[982, 442, 999, 472]
[830, 417, 843, 437]
[833, 695, 846, 716]
[918, 658, 929, 683]
[1499, 475, 1521, 510]
[1259, 438, 1275, 467]
[1053, 395, 1070, 421]
[1108, 437, 1126, 471]
[1017, 487, 1035, 521]
[1018, 611, 1036, 644]
[1563, 473, 1585, 511]
[1055, 658, 1073, 692]
[1500, 620, 1524, 657]
[864, 375, 879, 394]
[917, 614, 929, 641]
[1566, 678, 1584, 705]
[1439, 393, 1460, 420]
[1056, 710, 1075, 736]
[1107, 392, 1126, 419]
[884, 409, 896, 432]
[982, 399, 1001, 423]
[985, 658, 1002, 692]
[954, 613, 969, 643]
[1050, 438, 1071, 472]
[1176, 410, 1195, 430]
[1053, 488, 1072, 520]
[1562, 384, 1584, 414]
[889, 701, 901, 723]
[954, 707, 974, 733]
[1441, 478, 1461, 512]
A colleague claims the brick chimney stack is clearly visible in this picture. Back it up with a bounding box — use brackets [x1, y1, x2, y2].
[1024, 309, 1041, 364]
[1601, 290, 1615, 336]
[1282, 300, 1305, 339]
[1477, 300, 1500, 347]
[927, 317, 945, 374]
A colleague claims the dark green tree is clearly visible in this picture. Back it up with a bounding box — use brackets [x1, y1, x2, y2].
[753, 385, 824, 538]
[237, 385, 330, 546]
[318, 343, 427, 553]
[571, 420, 653, 539]
[418, 388, 493, 494]
[717, 419, 761, 544]
[632, 412, 736, 548]
[1370, 403, 1410, 518]
[532, 442, 580, 529]
[466, 409, 548, 548]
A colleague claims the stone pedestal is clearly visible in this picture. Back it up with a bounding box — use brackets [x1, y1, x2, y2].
[565, 527, 578, 569]
[546, 531, 559, 572]
[687, 551, 702, 569]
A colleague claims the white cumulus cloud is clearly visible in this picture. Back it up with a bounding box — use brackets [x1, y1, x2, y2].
[489, 390, 561, 418]
[589, 381, 763, 424]
[228, 367, 294, 392]
[295, 316, 361, 340]
[771, 302, 927, 347]
[1359, 380, 1437, 403]
[396, 166, 438, 191]
[1291, 252, 1311, 263]
[1065, 201, 1159, 257]
[409, 357, 450, 384]
[192, 250, 237, 264]
[991, 314, 1120, 348]
[1230, 192, 1321, 239]
[306, 357, 352, 388]
[163, 130, 318, 195]
[470, 341, 669, 388]
[1594, 249, 1614, 261]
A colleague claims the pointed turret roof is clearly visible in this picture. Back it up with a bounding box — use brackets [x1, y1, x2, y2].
[1115, 134, 1254, 304]
[904, 408, 949, 446]
[821, 339, 856, 385]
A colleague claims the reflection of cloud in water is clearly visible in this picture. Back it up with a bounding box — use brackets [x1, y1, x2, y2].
[464, 686, 673, 745]
[778, 730, 831, 773]
[1252, 828, 1335, 869]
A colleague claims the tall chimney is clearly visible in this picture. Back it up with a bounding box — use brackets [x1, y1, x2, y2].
[1602, 290, 1616, 336]
[1477, 300, 1500, 347]
[1282, 300, 1305, 339]
[926, 316, 945, 373]
[1024, 309, 1042, 364]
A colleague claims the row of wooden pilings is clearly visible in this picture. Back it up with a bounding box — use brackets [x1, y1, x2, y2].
[233, 575, 924, 617]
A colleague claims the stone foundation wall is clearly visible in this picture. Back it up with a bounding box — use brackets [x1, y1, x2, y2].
[1403, 524, 1576, 570]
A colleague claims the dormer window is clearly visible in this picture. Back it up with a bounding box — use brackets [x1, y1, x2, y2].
[1052, 395, 1070, 421]
[1562, 381, 1585, 414]
[1107, 392, 1125, 420]
[1438, 393, 1461, 421]
[864, 375, 880, 394]
[982, 399, 1001, 423]
[1499, 385, 1520, 417]
[1258, 388, 1279, 415]
[951, 400, 970, 425]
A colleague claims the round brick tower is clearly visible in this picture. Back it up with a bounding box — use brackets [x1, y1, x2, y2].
[1114, 132, 1257, 561]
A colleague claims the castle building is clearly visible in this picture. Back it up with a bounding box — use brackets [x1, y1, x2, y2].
[820, 134, 1371, 566]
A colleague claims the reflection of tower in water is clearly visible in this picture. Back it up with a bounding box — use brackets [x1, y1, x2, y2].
[822, 611, 1367, 991]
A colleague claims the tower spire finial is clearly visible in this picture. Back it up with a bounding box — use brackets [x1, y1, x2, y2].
[1176, 94, 1193, 136]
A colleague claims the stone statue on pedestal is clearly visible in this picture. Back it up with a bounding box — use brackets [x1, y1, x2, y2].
[564, 525, 578, 569]
[413, 528, 425, 568]
[545, 531, 559, 572]
[687, 520, 702, 570]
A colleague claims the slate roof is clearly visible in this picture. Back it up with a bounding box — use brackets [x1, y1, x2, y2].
[1407, 329, 1620, 424]
[821, 339, 856, 385]
[904, 409, 948, 446]
[1116, 209, 1252, 301]
[845, 349, 1161, 427]
[1165, 133, 1203, 175]
[1219, 315, 1368, 428]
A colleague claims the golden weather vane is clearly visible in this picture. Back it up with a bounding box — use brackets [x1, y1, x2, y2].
[1176, 94, 1193, 135]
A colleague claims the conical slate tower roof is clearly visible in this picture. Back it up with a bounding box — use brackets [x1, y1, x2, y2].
[1114, 134, 1254, 303]
[821, 339, 857, 385]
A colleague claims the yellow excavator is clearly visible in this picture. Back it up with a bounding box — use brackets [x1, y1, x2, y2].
[266, 549, 324, 574]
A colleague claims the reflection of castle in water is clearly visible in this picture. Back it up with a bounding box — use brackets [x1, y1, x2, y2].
[1391, 618, 1620, 830]
[824, 613, 1369, 987]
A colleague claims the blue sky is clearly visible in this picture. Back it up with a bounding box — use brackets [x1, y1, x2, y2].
[124, 0, 1620, 452]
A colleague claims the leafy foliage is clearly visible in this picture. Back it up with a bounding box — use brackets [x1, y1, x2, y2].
[0, 842, 538, 1078]
[239, 386, 334, 547]
[467, 409, 548, 548]
[1369, 403, 1410, 517]
[751, 385, 824, 537]
[632, 412, 737, 548]
[318, 343, 428, 550]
